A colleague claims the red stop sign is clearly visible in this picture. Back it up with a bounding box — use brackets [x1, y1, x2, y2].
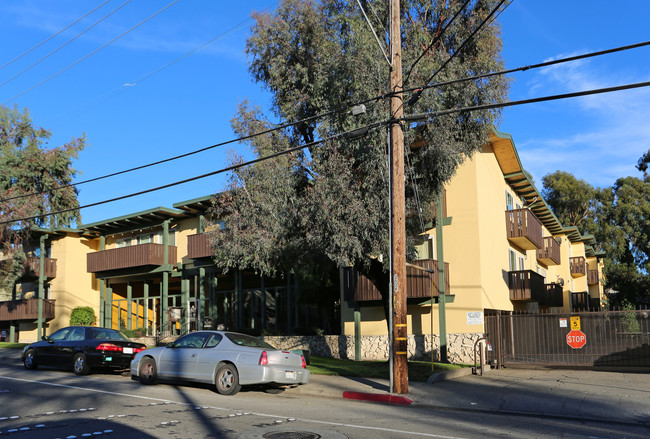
[567, 330, 586, 349]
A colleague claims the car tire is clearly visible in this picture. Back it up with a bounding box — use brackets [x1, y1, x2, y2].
[139, 357, 158, 385]
[73, 353, 90, 376]
[23, 350, 38, 370]
[215, 364, 241, 396]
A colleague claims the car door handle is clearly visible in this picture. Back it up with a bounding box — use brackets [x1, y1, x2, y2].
[191, 354, 197, 358]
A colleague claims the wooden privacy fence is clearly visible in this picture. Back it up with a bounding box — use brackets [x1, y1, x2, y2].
[485, 309, 650, 369]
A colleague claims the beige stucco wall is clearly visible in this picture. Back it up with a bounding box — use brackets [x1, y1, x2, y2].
[19, 233, 99, 342]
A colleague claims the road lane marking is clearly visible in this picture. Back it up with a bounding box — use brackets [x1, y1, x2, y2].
[0, 375, 468, 438]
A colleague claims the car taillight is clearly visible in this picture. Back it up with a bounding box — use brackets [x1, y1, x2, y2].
[301, 355, 306, 369]
[259, 351, 268, 366]
[134, 347, 146, 353]
[96, 343, 122, 352]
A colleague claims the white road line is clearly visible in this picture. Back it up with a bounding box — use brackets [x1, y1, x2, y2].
[0, 375, 468, 439]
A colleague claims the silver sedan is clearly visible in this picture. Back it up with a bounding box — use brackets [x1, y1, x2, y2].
[130, 330, 310, 395]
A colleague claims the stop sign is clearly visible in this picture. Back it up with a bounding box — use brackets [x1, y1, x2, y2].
[566, 330, 586, 349]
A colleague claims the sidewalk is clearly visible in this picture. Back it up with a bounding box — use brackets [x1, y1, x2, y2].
[2, 348, 648, 427]
[288, 367, 650, 427]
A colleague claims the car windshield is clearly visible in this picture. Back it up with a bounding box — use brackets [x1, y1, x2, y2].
[89, 328, 130, 341]
[225, 333, 276, 349]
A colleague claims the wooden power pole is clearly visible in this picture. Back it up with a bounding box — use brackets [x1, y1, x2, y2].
[389, 0, 408, 395]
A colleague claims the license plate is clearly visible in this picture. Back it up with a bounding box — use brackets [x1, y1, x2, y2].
[123, 347, 133, 354]
[285, 371, 296, 380]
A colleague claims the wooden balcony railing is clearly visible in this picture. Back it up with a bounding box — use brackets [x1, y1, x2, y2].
[23, 257, 57, 279]
[536, 237, 560, 266]
[570, 291, 599, 311]
[87, 243, 177, 273]
[506, 208, 543, 250]
[508, 270, 545, 301]
[0, 299, 55, 322]
[187, 233, 213, 259]
[570, 257, 586, 277]
[587, 269, 599, 285]
[343, 259, 450, 302]
[539, 283, 564, 307]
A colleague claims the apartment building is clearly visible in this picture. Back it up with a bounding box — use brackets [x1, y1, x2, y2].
[339, 128, 605, 355]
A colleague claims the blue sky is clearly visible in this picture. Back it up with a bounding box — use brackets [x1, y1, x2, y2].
[1, 1, 649, 226]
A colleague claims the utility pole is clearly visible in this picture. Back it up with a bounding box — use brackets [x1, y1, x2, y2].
[389, 0, 408, 395]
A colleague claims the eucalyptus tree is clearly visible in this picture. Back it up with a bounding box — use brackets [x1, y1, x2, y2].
[0, 105, 84, 295]
[209, 0, 509, 314]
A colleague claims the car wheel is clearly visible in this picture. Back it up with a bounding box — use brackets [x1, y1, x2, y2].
[73, 353, 90, 376]
[139, 357, 158, 385]
[23, 350, 38, 370]
[215, 364, 241, 395]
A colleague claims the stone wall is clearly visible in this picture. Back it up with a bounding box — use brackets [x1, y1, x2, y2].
[263, 332, 484, 364]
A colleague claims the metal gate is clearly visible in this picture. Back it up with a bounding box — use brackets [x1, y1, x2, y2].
[485, 308, 650, 368]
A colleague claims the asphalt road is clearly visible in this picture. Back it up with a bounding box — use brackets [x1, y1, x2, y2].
[1, 358, 649, 438]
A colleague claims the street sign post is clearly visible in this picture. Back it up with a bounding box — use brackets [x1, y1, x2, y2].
[567, 329, 587, 349]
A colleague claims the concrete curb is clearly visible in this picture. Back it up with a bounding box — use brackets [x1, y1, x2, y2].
[343, 391, 414, 405]
[426, 367, 474, 383]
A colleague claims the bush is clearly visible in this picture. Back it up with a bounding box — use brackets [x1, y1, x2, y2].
[121, 327, 151, 338]
[69, 306, 96, 326]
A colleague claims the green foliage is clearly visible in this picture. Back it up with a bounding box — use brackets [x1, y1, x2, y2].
[542, 171, 597, 229]
[620, 302, 641, 334]
[120, 327, 151, 338]
[209, 0, 510, 303]
[0, 105, 85, 288]
[69, 306, 96, 326]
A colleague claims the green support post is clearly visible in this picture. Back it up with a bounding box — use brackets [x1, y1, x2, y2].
[199, 267, 205, 329]
[99, 236, 106, 326]
[126, 283, 132, 330]
[436, 193, 448, 362]
[162, 220, 170, 330]
[37, 234, 47, 339]
[143, 282, 149, 334]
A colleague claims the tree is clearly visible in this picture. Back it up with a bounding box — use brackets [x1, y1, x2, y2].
[541, 171, 597, 230]
[209, 0, 509, 317]
[0, 105, 85, 295]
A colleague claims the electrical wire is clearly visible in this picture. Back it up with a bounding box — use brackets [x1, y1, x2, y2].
[0, 121, 386, 226]
[0, 0, 132, 89]
[402, 80, 650, 123]
[403, 0, 473, 86]
[2, 0, 179, 105]
[0, 0, 112, 72]
[4, 37, 649, 205]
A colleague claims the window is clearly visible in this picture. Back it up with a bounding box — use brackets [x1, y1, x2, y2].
[137, 233, 154, 245]
[519, 256, 525, 271]
[116, 238, 131, 248]
[506, 191, 513, 211]
[509, 250, 517, 271]
[205, 333, 223, 348]
[155, 230, 176, 246]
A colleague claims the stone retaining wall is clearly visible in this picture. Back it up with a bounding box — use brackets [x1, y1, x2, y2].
[132, 333, 484, 364]
[263, 333, 484, 364]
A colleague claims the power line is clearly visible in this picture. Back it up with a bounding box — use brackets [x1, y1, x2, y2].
[403, 80, 650, 123]
[4, 38, 648, 204]
[403, 0, 473, 86]
[0, 0, 112, 72]
[0, 121, 385, 226]
[2, 0, 179, 105]
[0, 0, 132, 90]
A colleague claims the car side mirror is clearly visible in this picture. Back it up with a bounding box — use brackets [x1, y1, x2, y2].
[166, 342, 175, 348]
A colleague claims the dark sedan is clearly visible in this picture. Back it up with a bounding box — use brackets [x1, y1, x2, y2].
[21, 326, 147, 375]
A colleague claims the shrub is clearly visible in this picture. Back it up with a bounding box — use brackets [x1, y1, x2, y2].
[69, 306, 96, 326]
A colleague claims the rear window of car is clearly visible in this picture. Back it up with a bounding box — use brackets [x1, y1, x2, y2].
[89, 328, 130, 341]
[225, 333, 275, 349]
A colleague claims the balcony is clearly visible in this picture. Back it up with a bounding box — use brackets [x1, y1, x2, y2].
[87, 243, 177, 273]
[571, 291, 600, 311]
[539, 283, 564, 307]
[343, 259, 450, 302]
[23, 257, 57, 279]
[570, 257, 586, 277]
[536, 237, 560, 266]
[187, 233, 213, 259]
[509, 270, 545, 301]
[587, 269, 599, 285]
[506, 208, 543, 250]
[0, 299, 55, 322]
